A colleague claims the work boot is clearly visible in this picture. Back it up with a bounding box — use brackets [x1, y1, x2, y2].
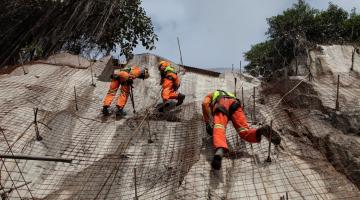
[102, 106, 110, 116]
[158, 102, 170, 112]
[211, 148, 225, 170]
[176, 93, 186, 106]
[256, 125, 281, 145]
[116, 107, 127, 116]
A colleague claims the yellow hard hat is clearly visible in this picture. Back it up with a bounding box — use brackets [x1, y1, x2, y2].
[159, 61, 170, 71]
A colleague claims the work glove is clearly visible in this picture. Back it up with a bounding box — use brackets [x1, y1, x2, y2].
[256, 125, 281, 145]
[126, 79, 133, 85]
[110, 74, 119, 80]
[206, 123, 213, 136]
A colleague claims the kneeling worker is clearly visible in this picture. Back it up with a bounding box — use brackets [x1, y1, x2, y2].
[102, 62, 149, 116]
[158, 61, 185, 109]
[202, 90, 281, 170]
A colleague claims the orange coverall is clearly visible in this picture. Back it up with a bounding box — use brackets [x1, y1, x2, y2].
[202, 92, 259, 150]
[161, 72, 180, 102]
[103, 66, 142, 109]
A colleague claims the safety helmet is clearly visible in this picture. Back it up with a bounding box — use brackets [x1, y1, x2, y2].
[159, 61, 170, 71]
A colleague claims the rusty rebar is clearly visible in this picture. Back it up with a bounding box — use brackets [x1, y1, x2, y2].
[90, 61, 96, 87]
[33, 108, 43, 141]
[74, 86, 79, 111]
[335, 74, 340, 111]
[134, 168, 138, 200]
[351, 48, 355, 71]
[253, 87, 256, 122]
[19, 52, 27, 75]
[177, 37, 183, 66]
[0, 155, 72, 163]
[234, 77, 237, 96]
[241, 87, 245, 109]
[266, 120, 273, 163]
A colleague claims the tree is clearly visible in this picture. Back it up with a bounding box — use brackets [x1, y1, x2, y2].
[244, 0, 360, 79]
[312, 3, 348, 43]
[343, 8, 360, 42]
[244, 40, 274, 77]
[0, 0, 158, 67]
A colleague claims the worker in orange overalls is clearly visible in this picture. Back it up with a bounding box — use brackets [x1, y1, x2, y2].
[202, 90, 281, 170]
[102, 62, 149, 116]
[158, 61, 185, 110]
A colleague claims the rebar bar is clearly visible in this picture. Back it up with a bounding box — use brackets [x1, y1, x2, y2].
[336, 74, 340, 111]
[0, 154, 72, 163]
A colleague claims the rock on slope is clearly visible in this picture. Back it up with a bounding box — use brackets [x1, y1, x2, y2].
[0, 51, 358, 199]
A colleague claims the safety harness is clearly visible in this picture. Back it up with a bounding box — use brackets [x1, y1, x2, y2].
[211, 90, 242, 118]
[160, 65, 177, 82]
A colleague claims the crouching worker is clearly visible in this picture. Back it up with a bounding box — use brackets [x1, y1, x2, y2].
[158, 61, 185, 110]
[102, 64, 149, 116]
[202, 90, 281, 170]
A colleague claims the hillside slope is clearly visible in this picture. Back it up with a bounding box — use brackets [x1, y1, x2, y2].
[0, 51, 359, 199]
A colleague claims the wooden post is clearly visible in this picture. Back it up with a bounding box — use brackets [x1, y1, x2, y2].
[351, 48, 355, 71]
[232, 64, 234, 73]
[335, 74, 340, 111]
[74, 86, 79, 111]
[19, 52, 27, 75]
[90, 61, 96, 87]
[241, 87, 245, 110]
[177, 37, 183, 65]
[266, 120, 273, 162]
[234, 77, 237, 96]
[253, 87, 256, 122]
[240, 60, 242, 74]
[33, 108, 43, 141]
[134, 168, 138, 200]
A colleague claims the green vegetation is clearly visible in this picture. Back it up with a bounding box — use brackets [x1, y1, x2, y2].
[244, 0, 360, 77]
[0, 0, 157, 67]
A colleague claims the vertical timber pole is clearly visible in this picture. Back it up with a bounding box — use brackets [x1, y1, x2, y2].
[90, 61, 96, 87]
[351, 49, 355, 71]
[335, 74, 340, 111]
[232, 64, 234, 73]
[19, 52, 27, 75]
[74, 86, 79, 111]
[240, 60, 242, 74]
[266, 120, 273, 162]
[253, 87, 256, 122]
[241, 87, 245, 109]
[234, 78, 237, 96]
[177, 37, 183, 66]
[77, 55, 81, 67]
[33, 108, 43, 141]
[134, 168, 138, 200]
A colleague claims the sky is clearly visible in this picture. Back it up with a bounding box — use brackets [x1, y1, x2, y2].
[134, 0, 360, 69]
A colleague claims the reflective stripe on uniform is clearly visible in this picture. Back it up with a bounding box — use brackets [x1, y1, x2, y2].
[214, 124, 225, 129]
[236, 127, 248, 132]
[108, 89, 117, 94]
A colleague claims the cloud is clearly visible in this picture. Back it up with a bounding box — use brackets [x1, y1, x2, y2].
[135, 0, 360, 69]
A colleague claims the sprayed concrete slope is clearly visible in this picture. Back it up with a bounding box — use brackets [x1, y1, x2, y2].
[0, 52, 359, 199]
